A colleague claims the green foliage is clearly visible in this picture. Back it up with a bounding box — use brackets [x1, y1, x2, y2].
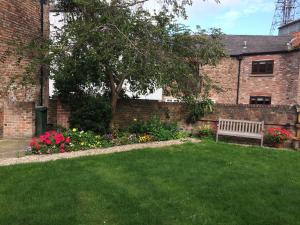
[195, 124, 215, 139]
[67, 96, 111, 134]
[185, 97, 215, 123]
[63, 129, 102, 150]
[7, 0, 225, 126]
[125, 116, 186, 141]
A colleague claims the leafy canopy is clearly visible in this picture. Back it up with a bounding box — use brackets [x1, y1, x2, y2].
[50, 0, 225, 100]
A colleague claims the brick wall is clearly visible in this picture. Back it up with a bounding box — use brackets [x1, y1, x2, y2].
[238, 52, 300, 105]
[48, 99, 70, 129]
[0, 0, 49, 102]
[0, 0, 49, 138]
[2, 101, 35, 138]
[114, 100, 297, 134]
[0, 105, 3, 137]
[48, 99, 298, 135]
[202, 58, 239, 104]
[169, 52, 300, 106]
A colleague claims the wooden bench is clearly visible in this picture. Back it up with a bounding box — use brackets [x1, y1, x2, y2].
[216, 118, 264, 146]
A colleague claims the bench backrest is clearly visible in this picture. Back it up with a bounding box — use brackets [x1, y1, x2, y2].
[218, 118, 264, 135]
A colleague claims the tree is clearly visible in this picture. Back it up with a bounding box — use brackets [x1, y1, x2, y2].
[8, 0, 225, 129]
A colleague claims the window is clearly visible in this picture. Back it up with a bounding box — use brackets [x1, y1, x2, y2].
[250, 96, 271, 105]
[252, 60, 274, 74]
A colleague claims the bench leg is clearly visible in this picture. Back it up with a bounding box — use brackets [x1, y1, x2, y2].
[261, 138, 264, 147]
[216, 133, 219, 142]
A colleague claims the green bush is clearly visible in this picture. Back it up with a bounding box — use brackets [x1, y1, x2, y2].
[125, 116, 186, 141]
[63, 128, 102, 150]
[69, 96, 111, 134]
[195, 124, 215, 138]
[185, 97, 214, 124]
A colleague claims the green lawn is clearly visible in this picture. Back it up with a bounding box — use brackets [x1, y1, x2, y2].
[1, 141, 300, 225]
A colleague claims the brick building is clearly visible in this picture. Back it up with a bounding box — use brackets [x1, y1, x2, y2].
[164, 32, 300, 106]
[0, 0, 49, 138]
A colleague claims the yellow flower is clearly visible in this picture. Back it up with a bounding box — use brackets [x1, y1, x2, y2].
[139, 135, 152, 143]
[133, 118, 137, 122]
[72, 128, 77, 132]
[80, 142, 84, 146]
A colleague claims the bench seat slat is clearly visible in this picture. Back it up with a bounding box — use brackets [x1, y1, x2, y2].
[216, 118, 264, 146]
[218, 131, 263, 139]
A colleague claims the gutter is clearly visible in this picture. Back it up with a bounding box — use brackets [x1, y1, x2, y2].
[236, 55, 243, 104]
[39, 0, 46, 106]
[229, 48, 299, 57]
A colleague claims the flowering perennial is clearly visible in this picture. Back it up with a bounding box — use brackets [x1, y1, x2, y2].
[266, 127, 292, 144]
[30, 131, 71, 154]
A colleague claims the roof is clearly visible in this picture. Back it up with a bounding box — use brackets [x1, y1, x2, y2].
[279, 18, 300, 29]
[223, 35, 293, 56]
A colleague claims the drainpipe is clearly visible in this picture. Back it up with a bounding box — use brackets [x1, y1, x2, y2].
[39, 0, 46, 106]
[236, 55, 243, 104]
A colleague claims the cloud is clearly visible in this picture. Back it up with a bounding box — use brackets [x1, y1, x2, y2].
[218, 10, 241, 28]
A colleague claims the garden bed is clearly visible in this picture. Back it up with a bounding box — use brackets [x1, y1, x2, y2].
[0, 138, 200, 166]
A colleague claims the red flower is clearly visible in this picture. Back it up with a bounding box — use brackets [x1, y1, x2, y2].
[65, 137, 71, 144]
[45, 139, 52, 145]
[30, 138, 37, 147]
[35, 143, 41, 150]
[60, 143, 65, 153]
[54, 133, 65, 145]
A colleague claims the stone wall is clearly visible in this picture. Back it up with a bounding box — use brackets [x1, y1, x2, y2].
[2, 102, 35, 138]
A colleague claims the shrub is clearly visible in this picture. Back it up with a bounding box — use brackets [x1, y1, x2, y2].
[125, 116, 187, 141]
[126, 119, 148, 134]
[111, 132, 139, 146]
[28, 129, 103, 155]
[29, 131, 71, 154]
[69, 96, 111, 134]
[184, 97, 214, 124]
[196, 124, 215, 138]
[63, 128, 102, 150]
[174, 130, 189, 139]
[265, 127, 292, 145]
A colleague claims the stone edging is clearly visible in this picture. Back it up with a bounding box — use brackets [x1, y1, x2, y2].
[0, 138, 200, 167]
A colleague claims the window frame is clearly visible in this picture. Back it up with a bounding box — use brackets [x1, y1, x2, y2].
[249, 96, 272, 105]
[251, 60, 274, 75]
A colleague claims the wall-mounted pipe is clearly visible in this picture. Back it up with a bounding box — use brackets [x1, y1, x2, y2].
[39, 0, 46, 106]
[236, 55, 243, 104]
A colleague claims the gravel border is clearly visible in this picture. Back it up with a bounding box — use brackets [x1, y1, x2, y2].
[0, 138, 200, 167]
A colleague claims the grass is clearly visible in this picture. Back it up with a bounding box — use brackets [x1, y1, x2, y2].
[0, 141, 300, 225]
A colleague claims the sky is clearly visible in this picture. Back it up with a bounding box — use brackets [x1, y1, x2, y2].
[180, 0, 276, 35]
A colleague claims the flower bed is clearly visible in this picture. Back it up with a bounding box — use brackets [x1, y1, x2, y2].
[27, 118, 189, 155]
[265, 127, 292, 147]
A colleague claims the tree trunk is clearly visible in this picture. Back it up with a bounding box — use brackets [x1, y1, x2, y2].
[109, 91, 118, 131]
[106, 70, 125, 132]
